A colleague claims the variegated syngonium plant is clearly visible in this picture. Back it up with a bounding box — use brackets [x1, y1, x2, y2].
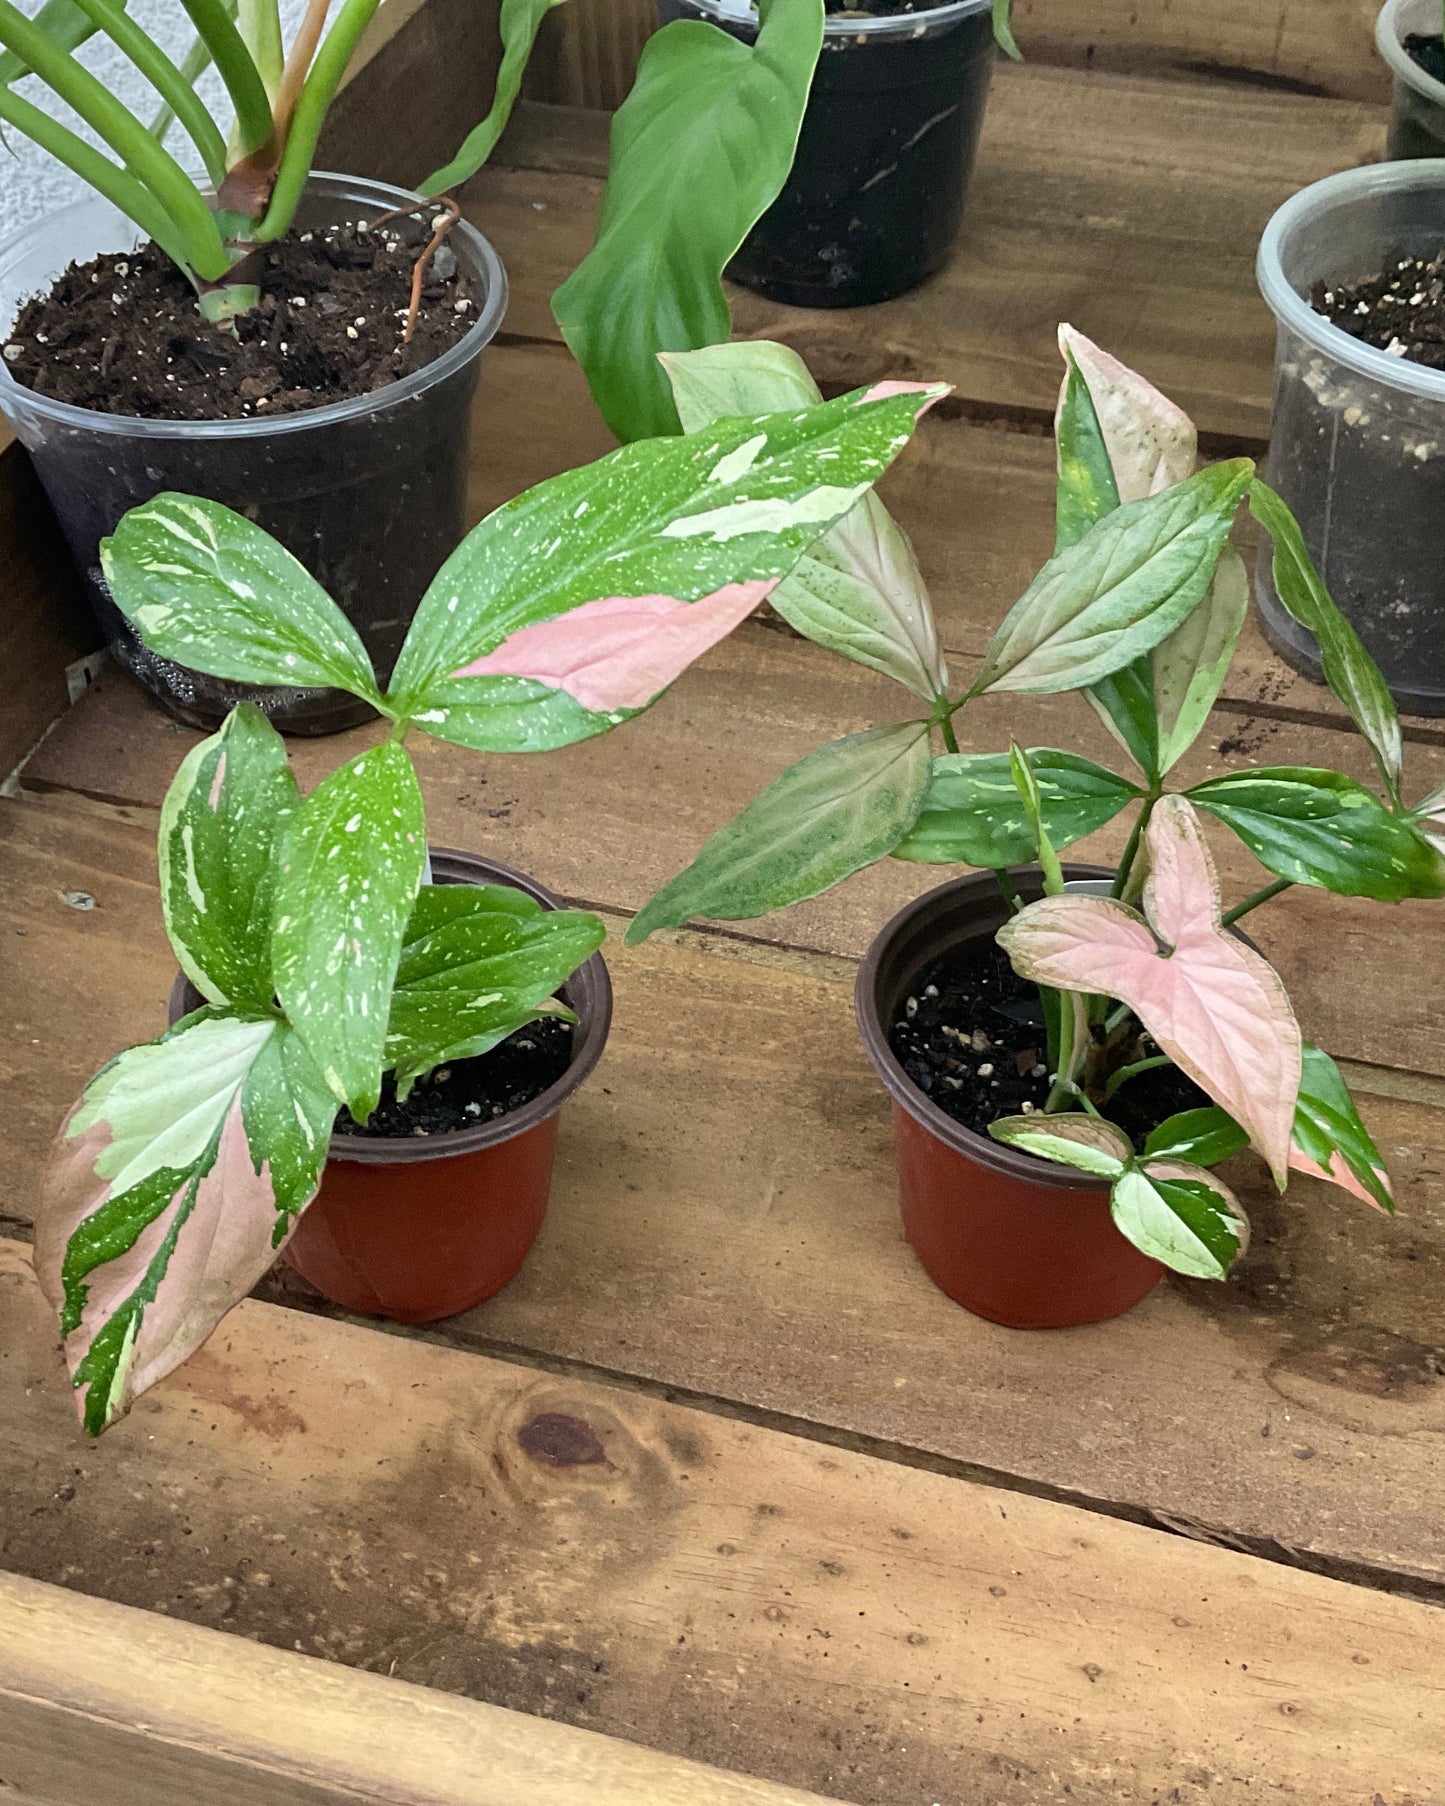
[33, 367, 948, 1435]
[627, 328, 1445, 1280]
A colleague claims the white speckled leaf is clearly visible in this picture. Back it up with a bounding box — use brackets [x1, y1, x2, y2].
[101, 493, 380, 700]
[157, 704, 298, 1009]
[272, 742, 427, 1118]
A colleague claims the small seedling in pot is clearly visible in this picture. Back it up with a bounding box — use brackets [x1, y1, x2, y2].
[628, 329, 1445, 1280]
[34, 366, 947, 1434]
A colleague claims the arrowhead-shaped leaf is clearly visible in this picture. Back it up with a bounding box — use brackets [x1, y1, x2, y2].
[662, 341, 948, 700]
[386, 883, 606, 1095]
[33, 1011, 332, 1435]
[101, 494, 380, 700]
[973, 459, 1253, 698]
[551, 0, 823, 441]
[1290, 1042, 1394, 1214]
[997, 795, 1303, 1184]
[387, 381, 948, 751]
[627, 720, 932, 943]
[1188, 766, 1445, 901]
[272, 742, 427, 1118]
[157, 703, 298, 1010]
[893, 748, 1139, 868]
[1112, 1161, 1249, 1279]
[988, 1113, 1133, 1177]
[1142, 1107, 1248, 1167]
[1055, 325, 1195, 519]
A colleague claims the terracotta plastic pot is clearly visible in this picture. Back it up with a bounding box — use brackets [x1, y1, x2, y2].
[855, 867, 1164, 1329]
[170, 848, 612, 1323]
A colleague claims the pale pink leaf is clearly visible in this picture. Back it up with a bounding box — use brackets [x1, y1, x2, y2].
[450, 579, 777, 713]
[998, 797, 1302, 1184]
[1287, 1148, 1388, 1212]
[1056, 324, 1197, 502]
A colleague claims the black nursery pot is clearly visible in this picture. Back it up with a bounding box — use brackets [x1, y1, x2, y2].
[660, 0, 996, 308]
[0, 174, 507, 736]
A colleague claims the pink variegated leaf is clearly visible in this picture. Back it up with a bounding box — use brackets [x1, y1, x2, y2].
[997, 797, 1302, 1184]
[1288, 1042, 1394, 1214]
[34, 1012, 335, 1436]
[1056, 324, 1196, 504]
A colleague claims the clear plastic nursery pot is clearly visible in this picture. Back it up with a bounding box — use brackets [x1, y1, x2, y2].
[855, 867, 1164, 1330]
[1257, 160, 1445, 714]
[0, 176, 506, 736]
[171, 850, 612, 1324]
[1378, 0, 1445, 160]
[660, 0, 996, 308]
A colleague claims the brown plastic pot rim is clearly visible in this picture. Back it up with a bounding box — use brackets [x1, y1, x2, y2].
[854, 864, 1116, 1192]
[170, 845, 612, 1168]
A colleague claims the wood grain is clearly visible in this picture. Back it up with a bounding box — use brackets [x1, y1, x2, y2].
[6, 792, 1445, 1590]
[3, 1243, 1444, 1806]
[0, 1570, 835, 1806]
[472, 67, 1386, 441]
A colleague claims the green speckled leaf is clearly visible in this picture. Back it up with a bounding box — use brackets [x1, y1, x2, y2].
[893, 749, 1139, 868]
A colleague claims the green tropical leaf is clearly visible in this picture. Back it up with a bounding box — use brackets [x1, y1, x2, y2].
[988, 1113, 1132, 1177]
[387, 381, 946, 749]
[1187, 767, 1445, 901]
[1142, 1107, 1248, 1167]
[1111, 1161, 1249, 1279]
[990, 0, 1020, 58]
[552, 0, 823, 441]
[272, 742, 427, 1118]
[662, 341, 948, 700]
[1290, 1043, 1394, 1214]
[627, 720, 932, 943]
[971, 459, 1253, 697]
[157, 703, 297, 1010]
[386, 883, 605, 1095]
[1248, 479, 1402, 804]
[1054, 349, 1121, 553]
[893, 748, 1140, 867]
[101, 494, 380, 701]
[420, 0, 571, 192]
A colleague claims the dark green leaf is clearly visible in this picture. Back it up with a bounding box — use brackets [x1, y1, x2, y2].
[551, 0, 823, 440]
[1142, 1107, 1248, 1167]
[157, 703, 297, 1010]
[240, 1022, 336, 1230]
[1112, 1162, 1248, 1279]
[627, 721, 932, 943]
[1291, 1042, 1394, 1214]
[893, 749, 1139, 867]
[272, 742, 427, 1118]
[1187, 766, 1445, 901]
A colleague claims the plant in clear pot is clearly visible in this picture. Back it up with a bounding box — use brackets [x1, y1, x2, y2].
[1377, 0, 1445, 158]
[32, 361, 946, 1432]
[625, 329, 1445, 1327]
[1257, 159, 1445, 715]
[0, 0, 593, 732]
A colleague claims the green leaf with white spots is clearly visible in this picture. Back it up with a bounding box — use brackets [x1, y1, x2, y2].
[386, 883, 605, 1095]
[893, 749, 1139, 867]
[272, 742, 427, 1119]
[1111, 1161, 1249, 1279]
[987, 1113, 1133, 1177]
[386, 381, 948, 747]
[33, 1010, 332, 1436]
[1187, 768, 1445, 901]
[627, 720, 932, 943]
[158, 703, 298, 1010]
[101, 493, 381, 701]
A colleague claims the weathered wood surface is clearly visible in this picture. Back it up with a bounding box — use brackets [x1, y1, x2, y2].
[3, 1243, 1443, 1806]
[6, 789, 1445, 1590]
[476, 71, 1386, 441]
[0, 1571, 834, 1806]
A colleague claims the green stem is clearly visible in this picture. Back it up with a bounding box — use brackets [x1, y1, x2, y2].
[991, 867, 1022, 913]
[0, 0, 98, 86]
[148, 27, 217, 146]
[176, 0, 272, 157]
[0, 79, 196, 273]
[252, 0, 382, 243]
[1104, 1000, 1134, 1037]
[939, 714, 960, 755]
[69, 0, 228, 184]
[1110, 794, 1156, 901]
[236, 0, 283, 99]
[1102, 1054, 1172, 1103]
[1044, 996, 1080, 1113]
[1221, 877, 1291, 927]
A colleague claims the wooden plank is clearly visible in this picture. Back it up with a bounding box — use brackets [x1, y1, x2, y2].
[473, 67, 1386, 441]
[0, 1570, 832, 1806]
[6, 792, 1445, 1589]
[3, 1243, 1444, 1806]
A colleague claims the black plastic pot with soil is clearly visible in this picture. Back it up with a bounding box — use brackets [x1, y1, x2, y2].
[0, 175, 506, 735]
[1257, 161, 1445, 714]
[1377, 0, 1445, 158]
[660, 0, 996, 308]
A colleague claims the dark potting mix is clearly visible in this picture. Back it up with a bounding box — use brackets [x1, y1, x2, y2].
[890, 938, 1207, 1154]
[1403, 31, 1445, 86]
[1311, 251, 1445, 372]
[336, 1016, 574, 1141]
[3, 213, 477, 421]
